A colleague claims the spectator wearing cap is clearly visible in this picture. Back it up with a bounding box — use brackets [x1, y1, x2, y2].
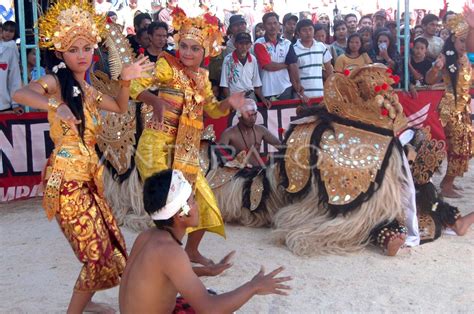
[220, 32, 272, 108]
[344, 13, 358, 35]
[293, 19, 333, 99]
[418, 14, 444, 60]
[282, 13, 298, 44]
[373, 10, 387, 31]
[224, 14, 248, 57]
[253, 12, 299, 100]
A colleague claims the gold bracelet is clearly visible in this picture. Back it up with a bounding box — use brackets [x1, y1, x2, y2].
[48, 97, 65, 111]
[35, 78, 49, 94]
[119, 79, 131, 88]
[96, 91, 104, 104]
[48, 97, 60, 110]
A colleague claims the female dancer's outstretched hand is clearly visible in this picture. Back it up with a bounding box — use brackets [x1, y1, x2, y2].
[120, 55, 155, 81]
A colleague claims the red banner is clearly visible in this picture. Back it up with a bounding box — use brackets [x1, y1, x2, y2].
[1, 89, 471, 203]
[0, 112, 53, 202]
[397, 90, 446, 141]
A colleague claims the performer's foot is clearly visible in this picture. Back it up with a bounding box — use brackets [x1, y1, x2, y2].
[386, 233, 406, 257]
[453, 184, 464, 191]
[186, 250, 215, 266]
[84, 301, 116, 314]
[450, 212, 474, 236]
[440, 186, 462, 199]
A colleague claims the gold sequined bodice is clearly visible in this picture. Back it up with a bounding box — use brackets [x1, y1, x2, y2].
[47, 83, 102, 181]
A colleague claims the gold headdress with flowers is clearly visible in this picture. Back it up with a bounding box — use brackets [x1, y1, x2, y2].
[446, 13, 469, 38]
[172, 7, 223, 57]
[38, 0, 105, 51]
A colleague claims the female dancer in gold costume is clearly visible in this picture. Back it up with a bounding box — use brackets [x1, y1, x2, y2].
[13, 1, 153, 312]
[131, 7, 245, 266]
[426, 14, 472, 198]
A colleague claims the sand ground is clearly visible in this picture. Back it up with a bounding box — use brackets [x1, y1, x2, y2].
[1, 161, 473, 313]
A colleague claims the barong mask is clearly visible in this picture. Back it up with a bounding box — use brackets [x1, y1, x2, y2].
[150, 170, 193, 220]
[172, 7, 224, 58]
[38, 0, 105, 52]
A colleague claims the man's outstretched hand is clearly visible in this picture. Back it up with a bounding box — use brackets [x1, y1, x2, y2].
[250, 266, 292, 296]
[194, 251, 236, 277]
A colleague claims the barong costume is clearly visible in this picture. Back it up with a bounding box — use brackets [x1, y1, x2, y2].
[39, 0, 126, 292]
[130, 8, 227, 237]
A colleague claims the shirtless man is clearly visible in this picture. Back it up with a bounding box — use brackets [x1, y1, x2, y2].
[219, 99, 281, 166]
[119, 169, 292, 313]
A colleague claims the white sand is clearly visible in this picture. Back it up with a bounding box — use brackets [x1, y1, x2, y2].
[1, 161, 473, 313]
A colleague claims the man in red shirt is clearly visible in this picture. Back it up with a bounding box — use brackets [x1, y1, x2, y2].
[253, 12, 302, 101]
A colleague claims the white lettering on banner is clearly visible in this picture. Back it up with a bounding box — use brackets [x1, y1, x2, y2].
[30, 123, 50, 172]
[0, 184, 43, 202]
[0, 125, 28, 173]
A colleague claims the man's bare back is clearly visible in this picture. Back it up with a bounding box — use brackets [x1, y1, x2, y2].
[119, 229, 179, 313]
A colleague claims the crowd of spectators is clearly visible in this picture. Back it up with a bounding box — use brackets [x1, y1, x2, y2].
[0, 3, 471, 114]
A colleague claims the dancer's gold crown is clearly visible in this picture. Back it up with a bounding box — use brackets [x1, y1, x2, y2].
[38, 0, 105, 51]
[172, 7, 223, 57]
[446, 14, 469, 38]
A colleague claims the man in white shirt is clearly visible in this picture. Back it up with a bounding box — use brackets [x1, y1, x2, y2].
[292, 19, 333, 99]
[418, 14, 444, 60]
[220, 32, 271, 108]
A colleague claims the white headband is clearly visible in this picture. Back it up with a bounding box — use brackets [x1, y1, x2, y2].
[150, 170, 193, 220]
[236, 99, 257, 118]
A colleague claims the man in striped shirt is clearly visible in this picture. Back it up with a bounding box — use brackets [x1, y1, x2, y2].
[292, 19, 333, 99]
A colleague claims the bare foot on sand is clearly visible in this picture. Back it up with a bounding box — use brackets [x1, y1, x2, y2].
[186, 250, 215, 266]
[450, 212, 474, 236]
[386, 233, 406, 257]
[440, 186, 462, 199]
[84, 301, 116, 314]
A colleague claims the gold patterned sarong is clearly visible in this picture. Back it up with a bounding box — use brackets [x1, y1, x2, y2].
[56, 180, 127, 291]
